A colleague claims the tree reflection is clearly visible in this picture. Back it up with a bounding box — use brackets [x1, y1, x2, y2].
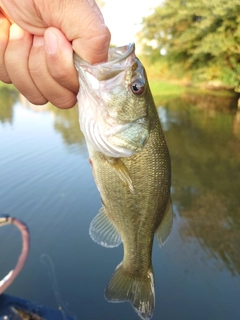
[180, 193, 239, 275]
[161, 95, 240, 275]
[233, 110, 240, 140]
[8, 94, 86, 153]
[47, 104, 86, 153]
[0, 87, 18, 125]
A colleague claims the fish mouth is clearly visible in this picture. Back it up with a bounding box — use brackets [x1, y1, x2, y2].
[74, 43, 136, 81]
[107, 43, 135, 64]
[74, 42, 135, 65]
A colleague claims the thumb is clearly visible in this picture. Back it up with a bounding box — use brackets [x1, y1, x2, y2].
[52, 0, 111, 64]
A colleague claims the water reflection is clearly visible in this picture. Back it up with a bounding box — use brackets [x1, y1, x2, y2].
[233, 109, 240, 139]
[0, 88, 240, 319]
[46, 104, 86, 153]
[0, 87, 18, 125]
[6, 93, 86, 153]
[160, 95, 240, 276]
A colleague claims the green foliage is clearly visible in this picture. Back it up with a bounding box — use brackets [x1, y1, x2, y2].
[138, 0, 240, 86]
[0, 86, 18, 124]
[0, 82, 16, 90]
[96, 0, 106, 8]
[149, 80, 185, 96]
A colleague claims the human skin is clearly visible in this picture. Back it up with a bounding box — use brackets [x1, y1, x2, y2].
[0, 0, 111, 108]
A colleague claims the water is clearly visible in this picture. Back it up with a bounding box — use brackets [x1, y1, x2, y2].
[0, 87, 240, 320]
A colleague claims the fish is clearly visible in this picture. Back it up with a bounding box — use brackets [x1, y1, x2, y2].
[74, 43, 172, 320]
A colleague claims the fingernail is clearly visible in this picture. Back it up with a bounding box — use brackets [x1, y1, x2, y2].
[33, 35, 44, 47]
[45, 30, 58, 54]
[9, 24, 25, 40]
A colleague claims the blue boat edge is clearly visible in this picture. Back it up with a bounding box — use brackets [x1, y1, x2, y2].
[0, 294, 75, 320]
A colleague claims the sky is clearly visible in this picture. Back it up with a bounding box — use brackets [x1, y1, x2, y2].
[100, 0, 161, 47]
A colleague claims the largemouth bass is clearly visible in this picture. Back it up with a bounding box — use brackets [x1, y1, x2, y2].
[74, 43, 172, 320]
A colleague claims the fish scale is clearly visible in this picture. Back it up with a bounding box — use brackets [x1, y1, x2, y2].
[74, 43, 172, 320]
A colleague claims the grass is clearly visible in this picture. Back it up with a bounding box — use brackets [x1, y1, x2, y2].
[148, 79, 237, 98]
[0, 78, 236, 101]
[149, 80, 185, 97]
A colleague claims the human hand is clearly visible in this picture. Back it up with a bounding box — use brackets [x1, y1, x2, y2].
[0, 0, 111, 108]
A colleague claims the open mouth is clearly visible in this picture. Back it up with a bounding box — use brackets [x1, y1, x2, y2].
[107, 43, 135, 63]
[74, 43, 136, 81]
[74, 43, 135, 66]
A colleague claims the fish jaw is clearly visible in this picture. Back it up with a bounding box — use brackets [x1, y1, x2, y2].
[74, 43, 136, 81]
[74, 43, 151, 158]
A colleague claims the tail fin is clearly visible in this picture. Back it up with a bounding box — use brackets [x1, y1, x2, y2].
[105, 263, 155, 320]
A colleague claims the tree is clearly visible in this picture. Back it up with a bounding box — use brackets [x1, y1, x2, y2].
[138, 0, 240, 86]
[96, 0, 106, 8]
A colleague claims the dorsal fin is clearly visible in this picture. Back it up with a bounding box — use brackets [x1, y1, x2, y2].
[156, 197, 173, 247]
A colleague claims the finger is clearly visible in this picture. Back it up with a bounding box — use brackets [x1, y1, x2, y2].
[44, 27, 79, 93]
[50, 0, 111, 64]
[72, 23, 111, 64]
[0, 1, 46, 34]
[0, 12, 11, 83]
[5, 24, 47, 104]
[0, 6, 13, 23]
[29, 35, 77, 109]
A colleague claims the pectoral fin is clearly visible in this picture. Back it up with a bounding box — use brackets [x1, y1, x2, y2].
[156, 197, 173, 247]
[106, 157, 134, 194]
[89, 206, 122, 248]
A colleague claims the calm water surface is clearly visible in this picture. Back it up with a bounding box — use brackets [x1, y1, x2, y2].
[0, 88, 240, 320]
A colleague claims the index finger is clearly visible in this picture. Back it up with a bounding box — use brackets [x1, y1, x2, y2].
[51, 0, 111, 64]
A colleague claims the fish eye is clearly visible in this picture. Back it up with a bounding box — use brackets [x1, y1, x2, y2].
[130, 80, 145, 95]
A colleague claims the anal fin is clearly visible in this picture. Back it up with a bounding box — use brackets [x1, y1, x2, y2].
[89, 207, 122, 248]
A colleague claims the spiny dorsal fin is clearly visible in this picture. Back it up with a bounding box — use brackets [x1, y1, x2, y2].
[106, 157, 134, 194]
[105, 263, 155, 320]
[89, 207, 122, 248]
[156, 197, 173, 247]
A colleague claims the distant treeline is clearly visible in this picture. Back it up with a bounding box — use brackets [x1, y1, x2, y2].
[138, 0, 240, 87]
